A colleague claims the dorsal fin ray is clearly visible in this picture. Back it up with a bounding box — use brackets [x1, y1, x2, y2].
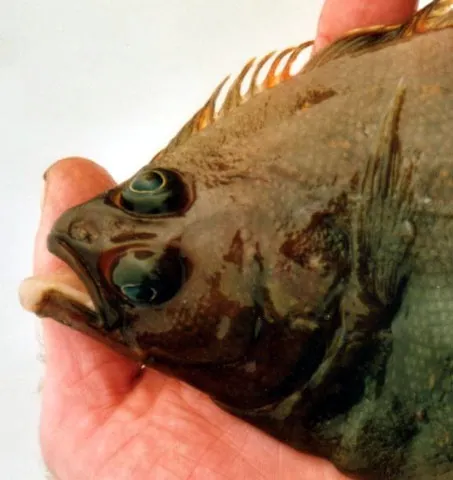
[163, 41, 313, 152]
[303, 0, 453, 72]
[157, 0, 453, 158]
[218, 57, 258, 117]
[247, 51, 275, 97]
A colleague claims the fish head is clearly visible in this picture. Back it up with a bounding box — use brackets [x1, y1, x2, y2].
[43, 143, 346, 375]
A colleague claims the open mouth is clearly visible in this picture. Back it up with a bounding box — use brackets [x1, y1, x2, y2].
[19, 235, 101, 329]
[19, 269, 100, 328]
[18, 234, 147, 362]
[19, 268, 145, 362]
[20, 272, 94, 315]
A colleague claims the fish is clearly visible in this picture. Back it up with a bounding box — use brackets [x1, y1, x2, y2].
[19, 1, 453, 478]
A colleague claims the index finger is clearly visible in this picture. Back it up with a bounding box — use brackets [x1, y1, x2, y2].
[315, 0, 419, 51]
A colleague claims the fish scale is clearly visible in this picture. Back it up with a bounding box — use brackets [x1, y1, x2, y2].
[389, 283, 453, 395]
[378, 276, 453, 477]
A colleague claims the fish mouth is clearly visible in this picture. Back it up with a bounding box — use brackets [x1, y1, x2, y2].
[19, 234, 103, 331]
[19, 272, 96, 318]
[19, 235, 146, 361]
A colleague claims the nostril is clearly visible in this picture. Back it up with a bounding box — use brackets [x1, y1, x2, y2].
[68, 220, 99, 243]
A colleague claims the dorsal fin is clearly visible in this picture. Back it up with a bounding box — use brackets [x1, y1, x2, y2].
[302, 0, 453, 72]
[156, 0, 453, 159]
[163, 41, 313, 152]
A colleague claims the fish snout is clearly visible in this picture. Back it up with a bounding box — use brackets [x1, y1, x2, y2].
[50, 203, 102, 250]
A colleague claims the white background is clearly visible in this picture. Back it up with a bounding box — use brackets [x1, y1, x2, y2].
[0, 1, 431, 478]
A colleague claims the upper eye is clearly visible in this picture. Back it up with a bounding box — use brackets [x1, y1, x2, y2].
[111, 247, 187, 305]
[120, 168, 190, 215]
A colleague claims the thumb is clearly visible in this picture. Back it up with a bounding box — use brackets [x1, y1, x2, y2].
[314, 0, 418, 52]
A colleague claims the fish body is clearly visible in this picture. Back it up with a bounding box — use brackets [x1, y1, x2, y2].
[20, 1, 453, 479]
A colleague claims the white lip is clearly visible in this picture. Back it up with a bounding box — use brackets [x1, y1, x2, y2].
[19, 273, 95, 314]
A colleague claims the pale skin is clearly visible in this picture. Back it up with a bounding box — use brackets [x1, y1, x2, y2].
[35, 1, 419, 478]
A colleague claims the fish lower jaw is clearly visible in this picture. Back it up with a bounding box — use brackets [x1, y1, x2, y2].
[19, 273, 147, 364]
[19, 273, 95, 317]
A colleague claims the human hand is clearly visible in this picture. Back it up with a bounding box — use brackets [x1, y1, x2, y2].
[35, 1, 418, 478]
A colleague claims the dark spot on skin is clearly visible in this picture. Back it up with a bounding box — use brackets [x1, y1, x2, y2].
[111, 232, 157, 243]
[254, 242, 264, 272]
[223, 230, 244, 269]
[211, 161, 231, 171]
[133, 250, 154, 260]
[280, 212, 348, 273]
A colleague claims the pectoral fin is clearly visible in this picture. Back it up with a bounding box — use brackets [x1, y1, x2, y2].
[306, 83, 416, 395]
[345, 80, 415, 330]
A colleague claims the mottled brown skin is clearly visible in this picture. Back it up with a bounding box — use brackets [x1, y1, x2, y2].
[41, 9, 453, 480]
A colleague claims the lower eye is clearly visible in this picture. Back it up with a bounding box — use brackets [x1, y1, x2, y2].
[121, 284, 157, 303]
[111, 247, 187, 305]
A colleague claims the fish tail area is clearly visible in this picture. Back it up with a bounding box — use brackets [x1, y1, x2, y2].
[305, 0, 453, 72]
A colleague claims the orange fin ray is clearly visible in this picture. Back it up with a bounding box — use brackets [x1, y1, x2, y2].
[165, 41, 313, 151]
[413, 0, 453, 32]
[159, 0, 453, 157]
[304, 0, 453, 72]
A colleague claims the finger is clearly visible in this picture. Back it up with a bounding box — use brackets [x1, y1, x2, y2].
[36, 158, 140, 414]
[314, 0, 419, 51]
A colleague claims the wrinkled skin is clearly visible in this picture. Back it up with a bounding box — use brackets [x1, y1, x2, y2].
[35, 2, 420, 479]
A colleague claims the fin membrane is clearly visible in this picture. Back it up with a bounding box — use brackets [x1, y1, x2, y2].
[350, 80, 415, 311]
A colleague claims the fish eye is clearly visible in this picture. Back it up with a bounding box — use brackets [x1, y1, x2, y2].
[111, 247, 187, 305]
[120, 168, 189, 215]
